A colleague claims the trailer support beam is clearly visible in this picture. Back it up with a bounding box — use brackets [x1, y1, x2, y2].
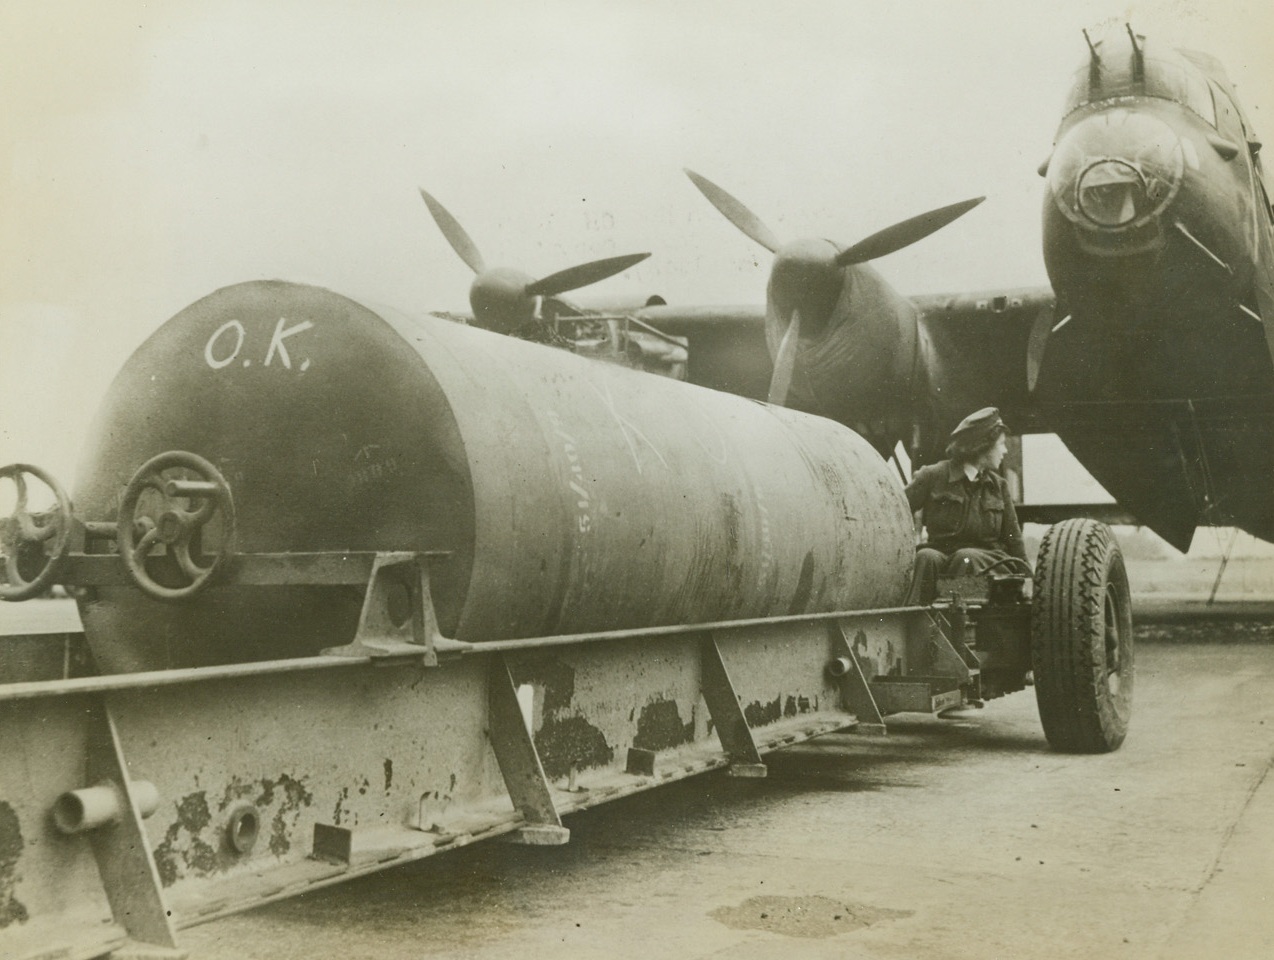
[82, 699, 180, 953]
[488, 654, 570, 845]
[831, 622, 887, 735]
[699, 633, 767, 778]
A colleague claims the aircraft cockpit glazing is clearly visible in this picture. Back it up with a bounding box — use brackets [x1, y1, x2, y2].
[1061, 37, 1216, 129]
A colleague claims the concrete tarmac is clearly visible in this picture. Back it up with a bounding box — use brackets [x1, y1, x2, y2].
[182, 625, 1274, 960]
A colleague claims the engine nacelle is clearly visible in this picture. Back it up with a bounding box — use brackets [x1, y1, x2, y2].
[778, 264, 922, 457]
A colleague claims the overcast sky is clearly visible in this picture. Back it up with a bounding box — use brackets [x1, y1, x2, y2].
[2, 0, 1271, 519]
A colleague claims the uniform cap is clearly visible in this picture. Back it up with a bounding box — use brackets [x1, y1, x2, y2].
[949, 407, 1006, 445]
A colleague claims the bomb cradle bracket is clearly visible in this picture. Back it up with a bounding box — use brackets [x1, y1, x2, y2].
[321, 551, 463, 666]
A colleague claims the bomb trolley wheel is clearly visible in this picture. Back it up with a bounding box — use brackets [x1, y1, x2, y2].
[1030, 518, 1133, 753]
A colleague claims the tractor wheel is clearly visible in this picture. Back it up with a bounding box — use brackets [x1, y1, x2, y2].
[1031, 519, 1133, 753]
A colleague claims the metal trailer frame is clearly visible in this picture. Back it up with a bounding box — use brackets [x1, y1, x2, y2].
[0, 550, 1027, 960]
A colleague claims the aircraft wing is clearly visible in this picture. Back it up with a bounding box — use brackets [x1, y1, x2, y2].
[634, 291, 1063, 446]
[634, 304, 771, 400]
[912, 286, 1058, 447]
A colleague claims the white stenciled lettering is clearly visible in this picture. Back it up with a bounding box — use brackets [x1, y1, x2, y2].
[204, 320, 246, 369]
[546, 409, 594, 533]
[265, 317, 315, 369]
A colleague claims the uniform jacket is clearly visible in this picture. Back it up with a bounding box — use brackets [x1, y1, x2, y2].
[903, 460, 1026, 559]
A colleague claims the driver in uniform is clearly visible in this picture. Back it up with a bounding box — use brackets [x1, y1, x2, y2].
[904, 407, 1029, 604]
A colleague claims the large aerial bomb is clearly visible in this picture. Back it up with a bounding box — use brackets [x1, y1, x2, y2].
[71, 280, 916, 672]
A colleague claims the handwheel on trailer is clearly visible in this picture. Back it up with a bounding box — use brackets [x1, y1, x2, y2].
[117, 451, 237, 601]
[1030, 518, 1134, 753]
[0, 463, 74, 601]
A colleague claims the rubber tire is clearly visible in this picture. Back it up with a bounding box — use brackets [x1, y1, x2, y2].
[1031, 519, 1133, 753]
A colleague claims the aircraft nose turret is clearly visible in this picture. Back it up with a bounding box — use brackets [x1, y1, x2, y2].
[1046, 109, 1185, 250]
[1075, 159, 1146, 226]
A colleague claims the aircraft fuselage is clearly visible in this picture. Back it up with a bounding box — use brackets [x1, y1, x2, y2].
[1038, 30, 1274, 549]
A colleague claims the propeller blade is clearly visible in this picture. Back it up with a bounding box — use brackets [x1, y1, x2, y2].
[418, 188, 487, 274]
[834, 196, 985, 267]
[685, 169, 782, 254]
[767, 310, 802, 406]
[525, 252, 651, 298]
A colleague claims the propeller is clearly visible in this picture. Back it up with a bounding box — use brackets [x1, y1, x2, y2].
[767, 309, 802, 404]
[833, 197, 986, 267]
[685, 170, 984, 407]
[419, 188, 651, 335]
[419, 189, 486, 274]
[684, 170, 782, 253]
